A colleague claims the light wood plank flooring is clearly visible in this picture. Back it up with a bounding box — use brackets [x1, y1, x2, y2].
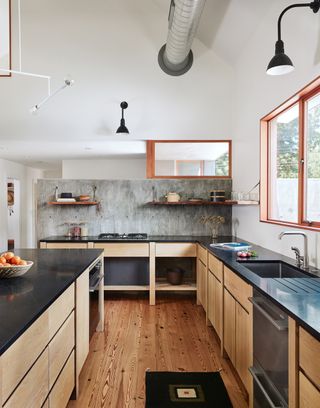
[69, 294, 248, 408]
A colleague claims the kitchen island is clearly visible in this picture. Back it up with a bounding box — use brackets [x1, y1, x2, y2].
[0, 248, 103, 407]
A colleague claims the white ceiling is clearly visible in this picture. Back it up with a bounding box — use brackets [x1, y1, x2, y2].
[0, 0, 278, 170]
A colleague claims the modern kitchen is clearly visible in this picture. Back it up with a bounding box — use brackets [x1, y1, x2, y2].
[1, 1, 320, 407]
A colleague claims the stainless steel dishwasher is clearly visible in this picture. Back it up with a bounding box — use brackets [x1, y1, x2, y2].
[249, 289, 289, 408]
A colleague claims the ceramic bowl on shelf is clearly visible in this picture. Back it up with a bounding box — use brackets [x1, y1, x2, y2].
[0, 261, 34, 278]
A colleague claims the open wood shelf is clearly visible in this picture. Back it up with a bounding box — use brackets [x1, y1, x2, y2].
[155, 282, 196, 291]
[147, 200, 259, 206]
[48, 201, 99, 206]
[148, 200, 236, 206]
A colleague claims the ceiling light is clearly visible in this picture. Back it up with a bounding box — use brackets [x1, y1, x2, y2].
[0, 0, 73, 111]
[30, 78, 74, 114]
[267, 0, 320, 76]
[116, 102, 129, 134]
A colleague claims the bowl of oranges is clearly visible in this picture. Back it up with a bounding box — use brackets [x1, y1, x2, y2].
[0, 252, 33, 278]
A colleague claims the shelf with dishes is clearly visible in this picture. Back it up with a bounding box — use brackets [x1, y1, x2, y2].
[48, 201, 99, 206]
[48, 185, 99, 206]
[147, 200, 258, 206]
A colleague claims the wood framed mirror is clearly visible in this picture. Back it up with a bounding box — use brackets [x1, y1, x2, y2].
[146, 140, 232, 179]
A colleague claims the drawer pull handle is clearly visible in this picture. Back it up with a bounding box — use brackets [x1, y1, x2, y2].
[249, 297, 288, 331]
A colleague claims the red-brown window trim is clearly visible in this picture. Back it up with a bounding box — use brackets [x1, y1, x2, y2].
[260, 75, 320, 231]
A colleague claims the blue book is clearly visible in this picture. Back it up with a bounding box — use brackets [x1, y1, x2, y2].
[210, 242, 251, 251]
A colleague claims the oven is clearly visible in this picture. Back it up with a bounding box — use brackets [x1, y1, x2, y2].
[89, 258, 104, 339]
[249, 289, 289, 408]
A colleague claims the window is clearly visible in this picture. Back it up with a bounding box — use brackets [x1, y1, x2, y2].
[261, 76, 320, 230]
[147, 141, 232, 179]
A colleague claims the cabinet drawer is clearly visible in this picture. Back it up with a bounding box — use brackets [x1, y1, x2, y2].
[300, 371, 320, 408]
[224, 266, 252, 311]
[299, 327, 320, 388]
[49, 350, 75, 408]
[45, 243, 88, 249]
[94, 243, 149, 257]
[49, 283, 74, 339]
[2, 311, 49, 402]
[208, 253, 223, 281]
[4, 348, 49, 408]
[156, 243, 196, 257]
[49, 312, 75, 390]
[197, 245, 207, 265]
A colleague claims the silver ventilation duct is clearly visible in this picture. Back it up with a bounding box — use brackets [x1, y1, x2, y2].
[158, 0, 206, 76]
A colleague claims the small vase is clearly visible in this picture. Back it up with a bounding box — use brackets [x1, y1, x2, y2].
[211, 224, 220, 240]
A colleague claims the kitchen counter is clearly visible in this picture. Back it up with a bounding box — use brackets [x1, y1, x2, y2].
[0, 248, 102, 355]
[40, 235, 320, 340]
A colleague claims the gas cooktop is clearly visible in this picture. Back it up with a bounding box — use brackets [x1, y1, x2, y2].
[98, 233, 148, 240]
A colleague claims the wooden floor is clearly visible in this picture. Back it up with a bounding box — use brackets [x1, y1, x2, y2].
[68, 293, 248, 408]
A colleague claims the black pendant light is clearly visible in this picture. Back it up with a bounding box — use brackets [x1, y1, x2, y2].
[116, 101, 129, 134]
[267, 0, 320, 76]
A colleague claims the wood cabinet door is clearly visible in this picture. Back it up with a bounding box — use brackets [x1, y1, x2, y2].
[207, 270, 215, 326]
[76, 269, 89, 381]
[223, 289, 236, 365]
[197, 259, 206, 309]
[300, 371, 320, 408]
[235, 302, 251, 392]
[214, 277, 223, 339]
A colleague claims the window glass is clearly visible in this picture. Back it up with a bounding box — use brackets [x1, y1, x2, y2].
[305, 93, 320, 222]
[269, 104, 299, 223]
[154, 142, 230, 177]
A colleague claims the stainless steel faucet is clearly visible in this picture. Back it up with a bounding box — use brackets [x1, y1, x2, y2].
[278, 231, 309, 269]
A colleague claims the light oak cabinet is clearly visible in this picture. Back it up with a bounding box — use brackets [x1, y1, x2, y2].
[41, 242, 88, 249]
[223, 267, 252, 393]
[207, 254, 223, 339]
[223, 288, 236, 365]
[0, 269, 90, 407]
[197, 258, 207, 310]
[299, 371, 320, 408]
[235, 302, 251, 392]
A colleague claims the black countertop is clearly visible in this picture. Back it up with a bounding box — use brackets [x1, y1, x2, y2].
[40, 235, 320, 340]
[0, 248, 102, 355]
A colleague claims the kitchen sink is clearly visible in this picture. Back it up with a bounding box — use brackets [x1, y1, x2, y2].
[238, 260, 316, 278]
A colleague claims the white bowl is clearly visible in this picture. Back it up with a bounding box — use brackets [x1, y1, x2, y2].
[0, 261, 34, 278]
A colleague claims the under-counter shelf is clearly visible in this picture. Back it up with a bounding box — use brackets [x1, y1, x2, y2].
[147, 200, 258, 206]
[155, 281, 196, 291]
[48, 201, 99, 206]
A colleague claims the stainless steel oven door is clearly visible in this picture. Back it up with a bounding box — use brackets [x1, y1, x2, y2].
[89, 260, 104, 339]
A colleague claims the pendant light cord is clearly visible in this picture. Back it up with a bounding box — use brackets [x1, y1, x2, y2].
[277, 2, 320, 41]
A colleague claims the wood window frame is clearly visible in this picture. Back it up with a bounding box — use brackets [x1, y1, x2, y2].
[146, 140, 232, 179]
[260, 75, 320, 231]
[0, 0, 12, 77]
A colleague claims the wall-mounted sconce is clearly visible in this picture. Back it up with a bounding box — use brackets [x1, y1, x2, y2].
[267, 0, 320, 75]
[116, 102, 129, 134]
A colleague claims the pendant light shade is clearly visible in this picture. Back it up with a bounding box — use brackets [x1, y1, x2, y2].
[116, 101, 129, 134]
[266, 1, 320, 76]
[267, 40, 294, 76]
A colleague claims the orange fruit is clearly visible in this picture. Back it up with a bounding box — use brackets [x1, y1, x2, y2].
[10, 256, 21, 265]
[0, 256, 6, 264]
[4, 252, 14, 261]
[19, 260, 27, 266]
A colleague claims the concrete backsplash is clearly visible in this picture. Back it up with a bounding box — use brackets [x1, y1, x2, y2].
[37, 179, 232, 239]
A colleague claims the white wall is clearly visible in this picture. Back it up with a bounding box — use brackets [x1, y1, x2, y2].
[232, 1, 320, 267]
[62, 159, 146, 179]
[0, 159, 44, 251]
